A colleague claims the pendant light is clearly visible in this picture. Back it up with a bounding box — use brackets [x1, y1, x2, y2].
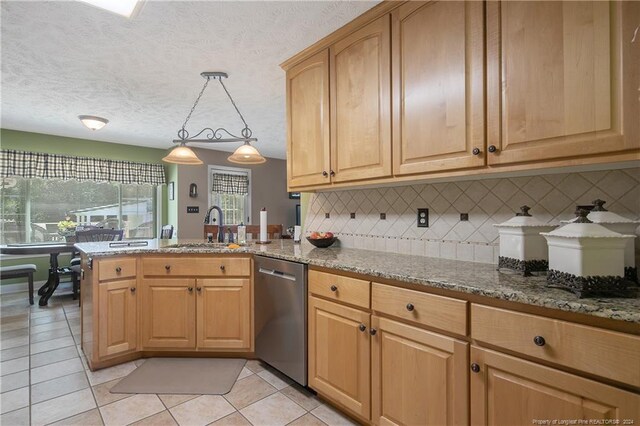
[163, 72, 266, 166]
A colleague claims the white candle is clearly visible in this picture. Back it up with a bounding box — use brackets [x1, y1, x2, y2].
[260, 208, 268, 242]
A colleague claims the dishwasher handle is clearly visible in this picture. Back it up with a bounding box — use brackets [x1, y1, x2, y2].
[257, 267, 297, 281]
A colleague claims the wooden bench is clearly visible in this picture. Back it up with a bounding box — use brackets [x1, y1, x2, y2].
[0, 264, 37, 305]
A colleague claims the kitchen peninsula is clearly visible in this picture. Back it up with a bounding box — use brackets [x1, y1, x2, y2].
[77, 239, 640, 425]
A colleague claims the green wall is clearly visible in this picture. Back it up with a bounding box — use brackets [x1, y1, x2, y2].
[0, 129, 176, 286]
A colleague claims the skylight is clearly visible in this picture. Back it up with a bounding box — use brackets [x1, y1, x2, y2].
[77, 0, 143, 18]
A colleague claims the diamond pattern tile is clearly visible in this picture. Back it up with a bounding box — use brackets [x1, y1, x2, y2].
[304, 168, 640, 264]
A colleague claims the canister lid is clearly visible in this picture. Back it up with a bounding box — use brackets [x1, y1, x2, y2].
[542, 209, 635, 239]
[494, 206, 555, 228]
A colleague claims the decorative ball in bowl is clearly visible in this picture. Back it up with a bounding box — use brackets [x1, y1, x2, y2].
[306, 232, 337, 248]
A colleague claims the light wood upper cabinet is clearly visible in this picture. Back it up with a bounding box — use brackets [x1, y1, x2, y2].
[196, 278, 251, 350]
[470, 346, 640, 425]
[309, 295, 371, 421]
[98, 279, 137, 358]
[141, 278, 196, 349]
[330, 14, 392, 183]
[371, 316, 469, 426]
[392, 1, 485, 175]
[487, 1, 640, 165]
[286, 50, 331, 188]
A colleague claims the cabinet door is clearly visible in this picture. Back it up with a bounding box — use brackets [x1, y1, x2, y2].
[196, 278, 251, 350]
[330, 14, 392, 183]
[371, 316, 468, 426]
[98, 279, 137, 358]
[470, 346, 640, 425]
[286, 50, 331, 188]
[309, 295, 370, 420]
[141, 279, 196, 349]
[487, 1, 640, 165]
[393, 1, 485, 175]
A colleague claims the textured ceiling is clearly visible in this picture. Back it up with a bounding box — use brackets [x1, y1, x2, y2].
[0, 0, 379, 159]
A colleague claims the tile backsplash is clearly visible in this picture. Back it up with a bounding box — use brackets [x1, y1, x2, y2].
[303, 168, 640, 264]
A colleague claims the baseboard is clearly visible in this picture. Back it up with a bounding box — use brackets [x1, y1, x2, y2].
[0, 280, 73, 294]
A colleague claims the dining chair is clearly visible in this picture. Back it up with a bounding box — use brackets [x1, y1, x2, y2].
[70, 229, 124, 302]
[160, 225, 174, 239]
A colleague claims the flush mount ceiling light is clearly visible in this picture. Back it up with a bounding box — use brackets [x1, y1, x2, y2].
[77, 0, 144, 18]
[162, 72, 266, 166]
[78, 115, 109, 131]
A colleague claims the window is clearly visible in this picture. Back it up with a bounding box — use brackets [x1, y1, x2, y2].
[0, 177, 157, 243]
[209, 166, 251, 225]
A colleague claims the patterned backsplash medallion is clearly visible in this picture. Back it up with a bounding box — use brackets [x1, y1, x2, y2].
[304, 168, 640, 264]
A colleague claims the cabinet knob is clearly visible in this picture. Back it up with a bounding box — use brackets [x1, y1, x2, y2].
[472, 147, 481, 156]
[471, 363, 480, 373]
[533, 336, 546, 346]
[406, 303, 414, 312]
[322, 171, 329, 177]
[115, 266, 122, 273]
[188, 287, 193, 292]
[220, 265, 225, 271]
[330, 285, 338, 292]
[330, 170, 335, 177]
[196, 287, 202, 292]
[165, 265, 171, 271]
[369, 328, 377, 336]
[130, 287, 136, 293]
[358, 324, 366, 332]
[488, 145, 497, 153]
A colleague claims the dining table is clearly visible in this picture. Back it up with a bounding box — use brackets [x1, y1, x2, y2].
[0, 241, 77, 306]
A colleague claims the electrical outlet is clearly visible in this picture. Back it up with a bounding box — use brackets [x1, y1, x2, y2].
[325, 213, 330, 219]
[417, 208, 429, 227]
[187, 206, 199, 213]
[460, 213, 469, 221]
[350, 213, 356, 219]
[380, 213, 386, 220]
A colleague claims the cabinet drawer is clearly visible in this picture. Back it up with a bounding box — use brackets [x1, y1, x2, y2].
[98, 258, 137, 281]
[372, 283, 467, 335]
[309, 270, 370, 309]
[142, 257, 250, 277]
[471, 304, 640, 388]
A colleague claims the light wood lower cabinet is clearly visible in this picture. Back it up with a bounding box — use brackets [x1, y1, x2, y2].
[371, 316, 469, 426]
[98, 279, 137, 358]
[141, 278, 197, 349]
[197, 278, 251, 350]
[308, 295, 371, 421]
[470, 346, 640, 425]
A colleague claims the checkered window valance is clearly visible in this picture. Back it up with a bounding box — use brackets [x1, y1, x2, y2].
[0, 150, 166, 186]
[211, 173, 249, 195]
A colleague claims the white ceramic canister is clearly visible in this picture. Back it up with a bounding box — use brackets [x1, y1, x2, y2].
[562, 199, 638, 283]
[494, 206, 557, 275]
[541, 209, 635, 298]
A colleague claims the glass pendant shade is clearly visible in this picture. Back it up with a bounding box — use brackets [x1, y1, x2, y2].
[227, 142, 266, 164]
[162, 144, 203, 165]
[78, 115, 108, 131]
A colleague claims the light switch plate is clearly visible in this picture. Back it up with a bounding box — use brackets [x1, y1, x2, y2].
[187, 206, 199, 213]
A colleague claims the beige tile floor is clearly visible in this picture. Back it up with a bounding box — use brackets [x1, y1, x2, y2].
[0, 291, 359, 426]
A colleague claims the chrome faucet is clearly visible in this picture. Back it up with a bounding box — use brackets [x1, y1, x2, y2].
[203, 205, 225, 243]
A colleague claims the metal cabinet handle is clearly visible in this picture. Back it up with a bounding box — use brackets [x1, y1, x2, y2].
[115, 266, 122, 273]
[472, 147, 481, 156]
[330, 170, 335, 177]
[220, 265, 226, 271]
[358, 324, 366, 332]
[488, 145, 497, 153]
[330, 285, 337, 292]
[533, 336, 546, 347]
[188, 287, 193, 292]
[196, 287, 202, 292]
[130, 287, 136, 293]
[369, 328, 377, 336]
[406, 303, 414, 312]
[165, 265, 171, 271]
[471, 363, 480, 373]
[322, 171, 328, 177]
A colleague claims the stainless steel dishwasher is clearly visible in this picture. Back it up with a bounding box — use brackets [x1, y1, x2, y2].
[254, 255, 307, 386]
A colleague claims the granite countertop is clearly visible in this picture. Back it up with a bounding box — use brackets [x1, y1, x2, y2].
[75, 239, 640, 324]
